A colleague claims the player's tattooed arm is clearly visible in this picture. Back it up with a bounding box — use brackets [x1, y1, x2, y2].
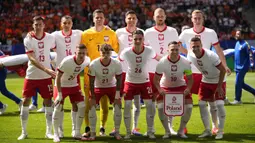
[215, 63, 226, 97]
[89, 76, 96, 99]
[214, 44, 231, 76]
[184, 74, 193, 96]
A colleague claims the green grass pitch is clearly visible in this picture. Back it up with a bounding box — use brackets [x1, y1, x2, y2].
[0, 73, 255, 143]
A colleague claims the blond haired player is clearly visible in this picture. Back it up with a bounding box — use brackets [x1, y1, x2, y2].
[144, 8, 179, 135]
[18, 16, 56, 140]
[83, 44, 122, 141]
[53, 44, 90, 142]
[187, 37, 226, 139]
[81, 9, 119, 137]
[179, 9, 231, 135]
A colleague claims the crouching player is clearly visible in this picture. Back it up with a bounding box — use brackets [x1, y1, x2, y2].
[84, 44, 122, 140]
[154, 41, 193, 139]
[188, 37, 226, 139]
[53, 44, 90, 142]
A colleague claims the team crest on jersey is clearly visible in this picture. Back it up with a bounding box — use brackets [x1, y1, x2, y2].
[136, 56, 142, 63]
[194, 35, 201, 39]
[197, 60, 203, 66]
[74, 66, 81, 72]
[128, 35, 133, 42]
[65, 37, 71, 43]
[102, 68, 109, 74]
[38, 42, 44, 49]
[171, 65, 177, 71]
[158, 34, 164, 41]
[104, 36, 109, 42]
[172, 96, 177, 103]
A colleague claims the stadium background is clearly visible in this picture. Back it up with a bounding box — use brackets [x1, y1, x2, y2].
[1, 0, 255, 70]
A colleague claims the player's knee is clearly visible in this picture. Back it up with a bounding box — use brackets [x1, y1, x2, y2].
[77, 101, 86, 108]
[43, 98, 52, 107]
[157, 102, 164, 109]
[216, 100, 225, 106]
[23, 97, 31, 106]
[54, 104, 63, 112]
[89, 106, 97, 118]
[198, 100, 207, 106]
[114, 105, 122, 117]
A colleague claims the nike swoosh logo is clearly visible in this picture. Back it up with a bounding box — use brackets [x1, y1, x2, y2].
[89, 38, 93, 41]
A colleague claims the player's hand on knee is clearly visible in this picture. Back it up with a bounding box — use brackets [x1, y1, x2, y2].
[89, 97, 96, 108]
[184, 88, 191, 96]
[54, 92, 63, 107]
[114, 99, 122, 106]
[159, 88, 166, 96]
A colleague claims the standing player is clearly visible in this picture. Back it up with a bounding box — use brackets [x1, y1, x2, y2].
[187, 37, 226, 139]
[119, 30, 161, 139]
[51, 15, 83, 138]
[154, 41, 193, 139]
[144, 8, 179, 135]
[85, 44, 122, 140]
[81, 9, 119, 137]
[18, 16, 56, 140]
[30, 15, 84, 137]
[52, 44, 90, 142]
[114, 10, 143, 136]
[231, 29, 255, 104]
[179, 9, 231, 134]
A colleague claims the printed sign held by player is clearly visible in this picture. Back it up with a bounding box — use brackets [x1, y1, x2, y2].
[164, 92, 184, 116]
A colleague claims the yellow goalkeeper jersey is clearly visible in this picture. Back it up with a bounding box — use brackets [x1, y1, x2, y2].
[81, 26, 119, 61]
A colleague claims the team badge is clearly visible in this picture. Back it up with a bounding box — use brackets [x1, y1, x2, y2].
[158, 34, 164, 41]
[128, 35, 133, 42]
[102, 68, 109, 74]
[197, 60, 203, 66]
[38, 42, 44, 49]
[171, 65, 177, 71]
[136, 56, 142, 63]
[172, 96, 177, 103]
[65, 37, 71, 43]
[74, 66, 81, 72]
[104, 36, 109, 42]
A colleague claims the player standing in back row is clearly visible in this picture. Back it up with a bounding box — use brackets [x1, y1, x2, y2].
[179, 9, 231, 135]
[144, 8, 179, 135]
[18, 16, 56, 140]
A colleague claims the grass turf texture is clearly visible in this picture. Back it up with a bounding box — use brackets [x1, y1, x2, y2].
[0, 73, 254, 143]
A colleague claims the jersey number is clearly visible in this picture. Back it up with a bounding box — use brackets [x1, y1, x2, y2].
[147, 87, 152, 94]
[135, 68, 142, 73]
[102, 78, 108, 83]
[68, 75, 75, 80]
[39, 55, 45, 62]
[160, 47, 164, 54]
[66, 49, 72, 56]
[171, 76, 177, 82]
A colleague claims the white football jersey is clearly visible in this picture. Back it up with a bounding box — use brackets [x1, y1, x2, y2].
[51, 30, 83, 67]
[155, 55, 191, 88]
[179, 27, 219, 51]
[116, 27, 143, 72]
[88, 57, 122, 88]
[57, 55, 90, 87]
[24, 32, 55, 79]
[119, 46, 157, 83]
[144, 26, 179, 72]
[187, 49, 225, 83]
[179, 27, 219, 73]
